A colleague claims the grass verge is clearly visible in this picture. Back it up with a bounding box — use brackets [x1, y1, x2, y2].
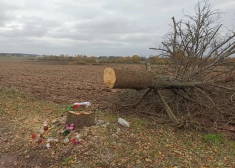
[0, 88, 234, 167]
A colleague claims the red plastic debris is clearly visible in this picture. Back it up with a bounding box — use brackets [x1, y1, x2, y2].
[72, 104, 81, 109]
[71, 138, 76, 143]
[71, 138, 80, 145]
[43, 126, 48, 131]
[32, 134, 36, 139]
[37, 138, 43, 143]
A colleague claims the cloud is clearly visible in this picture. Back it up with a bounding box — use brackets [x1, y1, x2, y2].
[0, 2, 18, 26]
[214, 0, 235, 9]
[0, 17, 61, 38]
[0, 0, 234, 56]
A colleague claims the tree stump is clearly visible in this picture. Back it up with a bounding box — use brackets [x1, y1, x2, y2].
[65, 111, 95, 128]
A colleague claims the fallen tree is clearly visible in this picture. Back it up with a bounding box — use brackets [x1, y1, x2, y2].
[104, 67, 234, 90]
[104, 67, 235, 124]
[103, 1, 235, 129]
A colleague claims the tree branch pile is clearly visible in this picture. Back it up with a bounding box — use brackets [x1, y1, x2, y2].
[104, 1, 235, 130]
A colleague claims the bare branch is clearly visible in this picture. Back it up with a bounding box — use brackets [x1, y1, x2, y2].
[172, 16, 177, 56]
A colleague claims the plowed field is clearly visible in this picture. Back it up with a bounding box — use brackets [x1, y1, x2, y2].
[0, 60, 120, 109]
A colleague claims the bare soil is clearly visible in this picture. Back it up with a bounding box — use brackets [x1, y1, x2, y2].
[0, 60, 124, 109]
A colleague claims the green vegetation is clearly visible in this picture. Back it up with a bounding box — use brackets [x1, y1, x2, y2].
[202, 134, 225, 144]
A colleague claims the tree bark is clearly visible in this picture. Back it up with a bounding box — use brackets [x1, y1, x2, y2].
[103, 67, 155, 90]
[66, 111, 95, 128]
[103, 67, 207, 90]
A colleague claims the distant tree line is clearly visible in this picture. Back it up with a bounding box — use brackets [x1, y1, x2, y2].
[0, 53, 39, 57]
[39, 54, 174, 65]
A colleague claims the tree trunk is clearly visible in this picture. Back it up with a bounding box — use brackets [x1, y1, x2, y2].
[103, 67, 155, 90]
[103, 68, 214, 90]
[66, 111, 95, 128]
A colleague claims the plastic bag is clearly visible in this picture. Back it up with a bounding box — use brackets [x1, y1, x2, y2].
[118, 118, 130, 127]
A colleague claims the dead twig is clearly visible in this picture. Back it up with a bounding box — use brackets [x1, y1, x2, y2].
[156, 89, 179, 124]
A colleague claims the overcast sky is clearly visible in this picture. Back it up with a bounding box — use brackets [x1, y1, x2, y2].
[0, 0, 234, 56]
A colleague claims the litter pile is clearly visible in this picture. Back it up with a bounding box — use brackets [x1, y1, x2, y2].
[30, 118, 84, 149]
[30, 102, 91, 149]
[30, 102, 130, 149]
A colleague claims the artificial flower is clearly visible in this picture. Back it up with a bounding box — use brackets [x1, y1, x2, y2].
[66, 124, 74, 131]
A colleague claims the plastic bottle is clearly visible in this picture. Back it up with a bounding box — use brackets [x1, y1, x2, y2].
[73, 102, 91, 107]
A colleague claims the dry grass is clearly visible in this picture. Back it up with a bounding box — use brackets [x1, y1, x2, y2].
[0, 88, 235, 167]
